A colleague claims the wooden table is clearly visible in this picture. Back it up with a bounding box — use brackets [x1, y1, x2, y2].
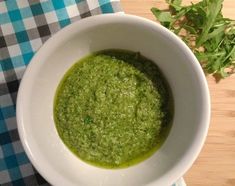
[121, 1, 235, 185]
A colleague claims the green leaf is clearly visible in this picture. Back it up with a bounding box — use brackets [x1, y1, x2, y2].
[182, 24, 197, 34]
[196, 0, 224, 46]
[151, 8, 173, 23]
[168, 0, 183, 11]
[220, 67, 229, 78]
[206, 26, 226, 40]
[206, 55, 224, 73]
[151, 0, 235, 79]
[195, 51, 226, 61]
[221, 45, 235, 65]
[151, 7, 174, 28]
[166, 0, 182, 5]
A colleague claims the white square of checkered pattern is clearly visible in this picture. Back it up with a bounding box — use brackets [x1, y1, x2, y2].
[0, 1, 7, 14]
[17, 0, 30, 9]
[14, 66, 26, 80]
[23, 17, 37, 30]
[1, 23, 15, 35]
[7, 44, 21, 57]
[66, 4, 80, 18]
[44, 11, 58, 24]
[0, 170, 11, 183]
[30, 38, 43, 52]
[19, 164, 35, 177]
[0, 71, 6, 83]
[40, 0, 49, 3]
[86, 0, 100, 10]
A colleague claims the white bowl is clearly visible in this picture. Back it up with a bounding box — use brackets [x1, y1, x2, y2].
[17, 14, 210, 186]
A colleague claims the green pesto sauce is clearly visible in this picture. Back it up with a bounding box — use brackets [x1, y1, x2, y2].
[54, 50, 173, 169]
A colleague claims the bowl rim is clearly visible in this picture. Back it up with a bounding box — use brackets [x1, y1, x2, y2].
[16, 13, 211, 186]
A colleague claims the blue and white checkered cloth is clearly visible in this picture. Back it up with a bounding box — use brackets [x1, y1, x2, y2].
[0, 0, 186, 185]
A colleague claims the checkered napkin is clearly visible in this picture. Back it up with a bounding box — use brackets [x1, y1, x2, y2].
[0, 0, 185, 185]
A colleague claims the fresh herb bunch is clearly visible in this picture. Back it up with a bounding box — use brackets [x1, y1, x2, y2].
[151, 0, 235, 78]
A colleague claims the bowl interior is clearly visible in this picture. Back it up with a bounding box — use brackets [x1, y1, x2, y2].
[17, 14, 210, 186]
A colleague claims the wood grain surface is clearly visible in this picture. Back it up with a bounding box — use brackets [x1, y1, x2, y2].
[121, 1, 235, 186]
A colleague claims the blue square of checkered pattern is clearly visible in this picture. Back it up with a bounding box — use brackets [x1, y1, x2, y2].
[9, 9, 22, 22]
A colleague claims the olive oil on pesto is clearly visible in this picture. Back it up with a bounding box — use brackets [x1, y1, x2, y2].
[54, 50, 173, 169]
